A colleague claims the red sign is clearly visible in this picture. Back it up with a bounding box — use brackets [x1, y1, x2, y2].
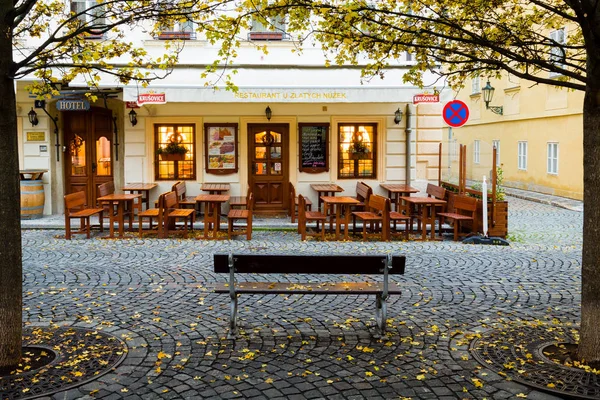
[413, 94, 439, 104]
[126, 101, 140, 109]
[443, 100, 469, 128]
[137, 93, 166, 105]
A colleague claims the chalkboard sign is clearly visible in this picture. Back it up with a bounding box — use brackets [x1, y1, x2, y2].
[299, 123, 329, 173]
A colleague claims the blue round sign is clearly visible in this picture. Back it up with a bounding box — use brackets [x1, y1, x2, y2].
[443, 100, 470, 127]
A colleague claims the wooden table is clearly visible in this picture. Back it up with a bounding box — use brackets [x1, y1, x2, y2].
[122, 183, 157, 211]
[195, 194, 230, 239]
[96, 193, 142, 238]
[380, 184, 420, 212]
[311, 183, 344, 212]
[201, 183, 231, 194]
[321, 196, 360, 240]
[400, 196, 447, 241]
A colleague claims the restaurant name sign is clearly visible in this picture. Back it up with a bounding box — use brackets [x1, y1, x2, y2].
[56, 99, 90, 111]
[233, 90, 348, 100]
[137, 92, 166, 105]
[413, 94, 440, 104]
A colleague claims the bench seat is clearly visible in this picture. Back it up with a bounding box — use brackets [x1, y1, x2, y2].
[214, 281, 402, 295]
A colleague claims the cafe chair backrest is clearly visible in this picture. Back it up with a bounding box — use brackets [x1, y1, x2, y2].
[162, 191, 179, 210]
[172, 181, 186, 200]
[97, 181, 115, 198]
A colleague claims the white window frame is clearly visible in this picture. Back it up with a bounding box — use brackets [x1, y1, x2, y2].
[518, 141, 528, 171]
[547, 142, 559, 175]
[492, 140, 500, 167]
[471, 76, 481, 94]
[549, 28, 566, 77]
[473, 140, 480, 164]
[71, 0, 106, 36]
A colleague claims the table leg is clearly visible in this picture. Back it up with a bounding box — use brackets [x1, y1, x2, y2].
[203, 202, 211, 239]
[108, 201, 116, 238]
[118, 202, 125, 237]
[420, 206, 428, 241]
[430, 206, 437, 240]
[335, 204, 341, 239]
[127, 200, 134, 231]
[214, 210, 220, 238]
[343, 205, 350, 240]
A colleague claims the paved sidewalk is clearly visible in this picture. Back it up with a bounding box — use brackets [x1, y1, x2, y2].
[4, 195, 585, 399]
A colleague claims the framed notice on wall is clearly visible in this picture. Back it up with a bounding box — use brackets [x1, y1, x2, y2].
[205, 123, 238, 174]
[299, 123, 329, 173]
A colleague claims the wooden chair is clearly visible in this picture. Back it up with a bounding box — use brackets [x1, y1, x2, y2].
[298, 194, 326, 240]
[351, 181, 373, 232]
[162, 191, 195, 238]
[97, 181, 118, 217]
[425, 183, 447, 233]
[138, 192, 168, 237]
[228, 192, 254, 240]
[64, 191, 104, 240]
[172, 181, 197, 210]
[290, 183, 312, 223]
[389, 210, 411, 240]
[230, 187, 251, 210]
[437, 195, 477, 241]
[351, 194, 390, 241]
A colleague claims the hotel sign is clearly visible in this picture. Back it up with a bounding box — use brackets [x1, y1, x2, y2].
[137, 92, 166, 105]
[56, 99, 90, 111]
[413, 94, 440, 104]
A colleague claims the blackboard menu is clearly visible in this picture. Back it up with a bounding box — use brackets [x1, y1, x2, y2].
[299, 123, 329, 173]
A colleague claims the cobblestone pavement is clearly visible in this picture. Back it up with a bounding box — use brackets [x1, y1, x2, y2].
[19, 196, 582, 399]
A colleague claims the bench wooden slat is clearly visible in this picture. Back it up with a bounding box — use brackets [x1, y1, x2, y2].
[214, 254, 405, 275]
[213, 281, 402, 294]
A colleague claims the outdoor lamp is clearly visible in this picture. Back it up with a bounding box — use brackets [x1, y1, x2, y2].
[265, 106, 272, 121]
[394, 108, 403, 124]
[481, 80, 504, 115]
[28, 108, 39, 126]
[129, 109, 138, 126]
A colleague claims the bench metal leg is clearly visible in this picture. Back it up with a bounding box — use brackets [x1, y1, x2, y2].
[375, 293, 387, 333]
[228, 294, 238, 339]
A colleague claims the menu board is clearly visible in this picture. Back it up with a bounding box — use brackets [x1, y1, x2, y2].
[205, 123, 238, 174]
[299, 123, 329, 173]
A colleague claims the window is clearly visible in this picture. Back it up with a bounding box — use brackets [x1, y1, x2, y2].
[338, 123, 377, 179]
[471, 76, 480, 94]
[547, 142, 559, 174]
[248, 14, 287, 40]
[157, 4, 195, 39]
[71, 0, 106, 38]
[550, 28, 566, 76]
[492, 140, 500, 166]
[518, 141, 527, 170]
[155, 124, 196, 180]
[473, 140, 480, 164]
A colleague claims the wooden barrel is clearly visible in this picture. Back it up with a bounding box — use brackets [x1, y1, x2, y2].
[20, 180, 45, 219]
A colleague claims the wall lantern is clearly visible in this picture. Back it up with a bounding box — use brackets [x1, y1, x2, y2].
[28, 108, 39, 126]
[128, 109, 138, 126]
[481, 80, 504, 115]
[265, 106, 272, 121]
[394, 107, 403, 124]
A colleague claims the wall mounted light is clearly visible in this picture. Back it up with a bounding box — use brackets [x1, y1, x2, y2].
[28, 108, 39, 126]
[394, 108, 403, 124]
[481, 80, 504, 115]
[265, 106, 272, 121]
[128, 109, 138, 126]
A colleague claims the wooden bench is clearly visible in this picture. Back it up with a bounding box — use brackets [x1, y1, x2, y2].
[227, 192, 254, 239]
[297, 194, 327, 240]
[229, 187, 251, 210]
[351, 181, 373, 232]
[162, 191, 195, 238]
[351, 194, 391, 241]
[213, 253, 406, 337]
[64, 191, 104, 239]
[425, 183, 447, 232]
[437, 195, 477, 241]
[289, 183, 312, 223]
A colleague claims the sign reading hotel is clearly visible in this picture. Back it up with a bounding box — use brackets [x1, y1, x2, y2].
[413, 94, 440, 104]
[56, 99, 90, 111]
[137, 92, 166, 106]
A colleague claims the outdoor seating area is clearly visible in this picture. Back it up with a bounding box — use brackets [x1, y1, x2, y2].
[62, 179, 488, 242]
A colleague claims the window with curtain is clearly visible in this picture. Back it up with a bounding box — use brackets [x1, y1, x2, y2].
[70, 0, 106, 38]
[547, 142, 559, 174]
[518, 141, 528, 170]
[473, 140, 480, 164]
[155, 124, 196, 180]
[338, 123, 377, 179]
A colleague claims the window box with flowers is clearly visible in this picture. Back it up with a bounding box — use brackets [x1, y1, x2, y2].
[348, 139, 372, 160]
[156, 141, 189, 161]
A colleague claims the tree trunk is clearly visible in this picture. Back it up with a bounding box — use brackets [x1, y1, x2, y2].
[0, 4, 23, 369]
[578, 56, 600, 362]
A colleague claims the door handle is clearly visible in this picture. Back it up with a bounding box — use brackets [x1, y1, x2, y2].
[92, 162, 97, 173]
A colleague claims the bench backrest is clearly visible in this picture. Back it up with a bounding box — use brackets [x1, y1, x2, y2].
[64, 191, 86, 212]
[172, 181, 186, 200]
[426, 183, 446, 200]
[356, 181, 373, 202]
[453, 195, 477, 215]
[289, 182, 297, 211]
[162, 191, 179, 210]
[214, 254, 405, 275]
[297, 193, 308, 222]
[97, 181, 115, 198]
[368, 194, 390, 214]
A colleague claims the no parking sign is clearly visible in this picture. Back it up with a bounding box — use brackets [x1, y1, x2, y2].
[443, 100, 469, 127]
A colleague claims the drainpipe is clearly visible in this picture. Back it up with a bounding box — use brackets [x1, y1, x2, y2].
[404, 104, 412, 185]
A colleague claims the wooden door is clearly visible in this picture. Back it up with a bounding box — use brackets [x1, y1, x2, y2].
[64, 107, 114, 206]
[248, 124, 289, 213]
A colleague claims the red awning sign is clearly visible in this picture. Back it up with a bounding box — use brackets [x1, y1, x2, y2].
[137, 92, 166, 106]
[413, 94, 440, 104]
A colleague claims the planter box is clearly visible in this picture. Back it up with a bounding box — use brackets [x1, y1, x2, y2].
[349, 152, 372, 160]
[444, 191, 508, 238]
[159, 153, 186, 162]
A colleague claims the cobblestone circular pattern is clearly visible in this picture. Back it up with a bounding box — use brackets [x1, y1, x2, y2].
[0, 326, 127, 400]
[470, 323, 600, 399]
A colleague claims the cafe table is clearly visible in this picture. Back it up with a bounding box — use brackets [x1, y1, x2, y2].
[320, 196, 360, 240]
[195, 194, 230, 239]
[122, 183, 157, 212]
[201, 183, 231, 194]
[400, 196, 447, 241]
[310, 183, 344, 212]
[379, 183, 420, 212]
[96, 193, 142, 238]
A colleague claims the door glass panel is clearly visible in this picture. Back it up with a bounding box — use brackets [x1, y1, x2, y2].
[270, 162, 282, 175]
[272, 131, 282, 143]
[255, 146, 267, 159]
[254, 162, 267, 175]
[255, 131, 267, 143]
[270, 146, 281, 159]
[70, 134, 86, 176]
[96, 136, 111, 176]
